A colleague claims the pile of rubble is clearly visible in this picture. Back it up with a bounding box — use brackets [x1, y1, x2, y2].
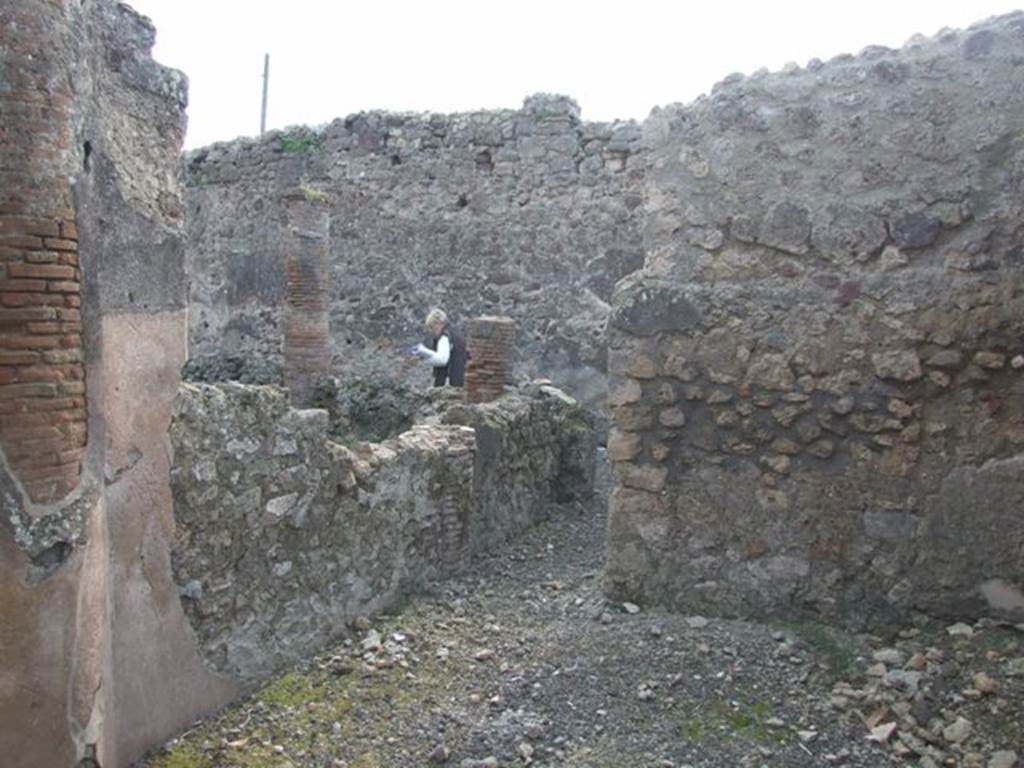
[827, 619, 1022, 768]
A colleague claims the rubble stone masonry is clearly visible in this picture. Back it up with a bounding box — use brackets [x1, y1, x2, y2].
[183, 95, 645, 411]
[4, 3, 1024, 766]
[606, 13, 1024, 629]
[168, 383, 595, 681]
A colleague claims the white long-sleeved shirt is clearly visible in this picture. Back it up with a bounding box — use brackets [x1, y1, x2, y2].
[417, 335, 450, 367]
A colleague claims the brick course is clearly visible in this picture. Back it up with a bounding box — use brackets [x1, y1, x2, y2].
[465, 316, 515, 403]
[0, 0, 89, 504]
[0, 211, 86, 502]
[282, 193, 331, 408]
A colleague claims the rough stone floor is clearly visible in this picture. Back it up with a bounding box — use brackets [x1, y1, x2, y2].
[144, 486, 1022, 768]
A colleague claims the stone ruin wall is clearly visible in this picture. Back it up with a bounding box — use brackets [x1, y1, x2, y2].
[1, 7, 605, 757]
[606, 13, 1024, 629]
[1, 2, 237, 766]
[4, 4, 1024, 766]
[169, 382, 595, 681]
[183, 95, 645, 410]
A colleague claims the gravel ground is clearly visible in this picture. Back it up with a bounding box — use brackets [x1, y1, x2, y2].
[143, 467, 1023, 768]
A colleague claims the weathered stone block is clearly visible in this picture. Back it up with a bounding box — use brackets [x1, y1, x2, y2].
[615, 461, 668, 492]
[608, 378, 642, 406]
[607, 429, 641, 462]
[872, 350, 923, 382]
[760, 201, 811, 255]
[658, 407, 687, 428]
[926, 349, 963, 368]
[654, 381, 677, 404]
[745, 354, 796, 391]
[611, 404, 655, 431]
[609, 485, 667, 518]
[974, 351, 1006, 369]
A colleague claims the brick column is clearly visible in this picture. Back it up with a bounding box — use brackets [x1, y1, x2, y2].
[0, 2, 86, 504]
[465, 315, 515, 403]
[282, 191, 331, 407]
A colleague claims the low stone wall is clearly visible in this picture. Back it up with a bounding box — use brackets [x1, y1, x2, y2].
[169, 382, 594, 681]
[440, 387, 596, 552]
[605, 13, 1024, 629]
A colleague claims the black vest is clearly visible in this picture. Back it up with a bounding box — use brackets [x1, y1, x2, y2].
[430, 328, 467, 387]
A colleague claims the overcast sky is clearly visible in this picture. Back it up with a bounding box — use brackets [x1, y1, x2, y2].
[127, 1, 1022, 149]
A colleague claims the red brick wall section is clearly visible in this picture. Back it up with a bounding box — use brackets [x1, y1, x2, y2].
[465, 316, 515, 403]
[0, 3, 86, 504]
[0, 215, 86, 503]
[282, 193, 331, 407]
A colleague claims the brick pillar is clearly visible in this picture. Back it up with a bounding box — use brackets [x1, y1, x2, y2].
[282, 191, 331, 407]
[0, 2, 86, 504]
[465, 315, 515, 403]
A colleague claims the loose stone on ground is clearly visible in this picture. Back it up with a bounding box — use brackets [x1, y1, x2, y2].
[142, 498, 1024, 768]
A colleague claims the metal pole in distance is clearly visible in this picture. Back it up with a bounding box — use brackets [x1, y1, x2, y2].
[260, 53, 270, 136]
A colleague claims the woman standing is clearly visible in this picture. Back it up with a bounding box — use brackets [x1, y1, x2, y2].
[412, 308, 468, 387]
